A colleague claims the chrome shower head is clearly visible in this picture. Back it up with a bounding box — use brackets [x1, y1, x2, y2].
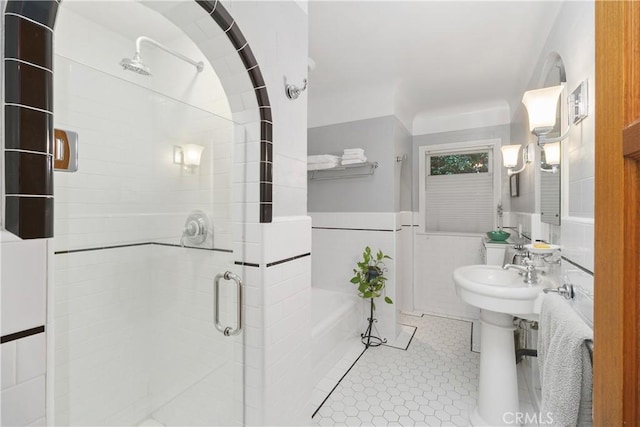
[120, 53, 151, 76]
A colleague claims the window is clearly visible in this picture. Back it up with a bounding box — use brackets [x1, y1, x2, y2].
[419, 141, 500, 234]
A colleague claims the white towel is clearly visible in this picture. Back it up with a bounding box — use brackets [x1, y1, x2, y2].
[308, 162, 338, 171]
[343, 148, 364, 155]
[342, 153, 366, 160]
[341, 157, 367, 165]
[308, 154, 341, 165]
[538, 293, 593, 426]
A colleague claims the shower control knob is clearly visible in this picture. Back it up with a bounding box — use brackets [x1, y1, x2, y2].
[180, 210, 210, 247]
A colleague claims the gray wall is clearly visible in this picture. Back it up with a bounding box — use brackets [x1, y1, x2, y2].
[394, 118, 413, 211]
[412, 124, 511, 211]
[308, 115, 404, 212]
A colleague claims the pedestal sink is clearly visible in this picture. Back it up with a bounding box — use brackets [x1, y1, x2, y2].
[453, 265, 547, 426]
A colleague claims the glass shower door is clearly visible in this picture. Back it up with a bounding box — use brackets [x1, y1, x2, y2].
[51, 3, 245, 423]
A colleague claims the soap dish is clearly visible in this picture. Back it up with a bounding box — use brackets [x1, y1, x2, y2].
[524, 243, 560, 254]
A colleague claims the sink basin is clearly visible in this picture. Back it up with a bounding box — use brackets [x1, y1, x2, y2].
[453, 264, 548, 425]
[453, 264, 546, 317]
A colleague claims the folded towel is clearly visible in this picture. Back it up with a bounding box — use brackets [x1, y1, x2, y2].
[342, 153, 366, 159]
[308, 162, 339, 171]
[343, 148, 365, 155]
[342, 157, 367, 165]
[308, 154, 341, 165]
[538, 293, 593, 426]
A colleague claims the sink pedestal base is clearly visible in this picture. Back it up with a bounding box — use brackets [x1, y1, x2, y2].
[470, 310, 519, 426]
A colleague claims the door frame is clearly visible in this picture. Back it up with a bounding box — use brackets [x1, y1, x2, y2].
[594, 1, 640, 424]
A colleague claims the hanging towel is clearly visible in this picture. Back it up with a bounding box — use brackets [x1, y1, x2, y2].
[538, 293, 593, 426]
[308, 154, 341, 165]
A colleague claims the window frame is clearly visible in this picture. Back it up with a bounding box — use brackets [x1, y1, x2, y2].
[418, 139, 502, 235]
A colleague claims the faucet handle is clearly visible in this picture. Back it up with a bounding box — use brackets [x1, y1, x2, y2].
[543, 283, 574, 299]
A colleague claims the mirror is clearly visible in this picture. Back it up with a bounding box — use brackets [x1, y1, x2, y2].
[539, 55, 565, 226]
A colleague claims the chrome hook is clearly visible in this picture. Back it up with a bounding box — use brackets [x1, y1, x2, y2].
[285, 78, 308, 100]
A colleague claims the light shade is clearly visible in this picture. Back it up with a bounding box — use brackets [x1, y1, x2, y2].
[522, 85, 564, 134]
[183, 144, 205, 168]
[501, 145, 522, 168]
[543, 141, 561, 166]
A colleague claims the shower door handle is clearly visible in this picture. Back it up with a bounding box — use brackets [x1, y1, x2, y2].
[214, 271, 243, 336]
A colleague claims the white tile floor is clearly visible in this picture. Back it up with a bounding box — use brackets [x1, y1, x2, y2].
[312, 313, 538, 427]
[313, 314, 479, 426]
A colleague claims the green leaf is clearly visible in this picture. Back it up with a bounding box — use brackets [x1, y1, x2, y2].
[363, 291, 373, 299]
[384, 296, 393, 304]
[372, 301, 376, 311]
[383, 255, 392, 260]
[350, 277, 360, 284]
[358, 283, 369, 293]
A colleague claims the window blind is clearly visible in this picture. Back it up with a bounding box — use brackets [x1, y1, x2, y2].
[425, 161, 494, 233]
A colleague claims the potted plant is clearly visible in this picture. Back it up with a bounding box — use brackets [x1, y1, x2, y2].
[350, 246, 393, 347]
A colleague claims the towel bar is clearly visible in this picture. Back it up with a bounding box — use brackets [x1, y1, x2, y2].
[586, 339, 594, 363]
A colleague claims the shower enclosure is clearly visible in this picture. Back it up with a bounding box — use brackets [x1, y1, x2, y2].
[50, 2, 245, 425]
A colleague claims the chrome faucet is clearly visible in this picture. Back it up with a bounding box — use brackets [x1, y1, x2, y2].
[503, 258, 539, 285]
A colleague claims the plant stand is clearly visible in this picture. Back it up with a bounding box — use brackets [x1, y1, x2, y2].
[361, 298, 387, 348]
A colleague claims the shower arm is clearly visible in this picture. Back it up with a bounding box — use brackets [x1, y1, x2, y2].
[135, 36, 204, 72]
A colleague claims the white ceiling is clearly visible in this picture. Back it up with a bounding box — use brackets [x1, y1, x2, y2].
[308, 1, 564, 127]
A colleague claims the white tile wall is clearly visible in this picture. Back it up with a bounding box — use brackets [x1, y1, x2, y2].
[412, 233, 482, 320]
[52, 244, 241, 426]
[1, 238, 47, 336]
[309, 212, 401, 342]
[54, 4, 235, 254]
[1, 375, 46, 427]
[229, 216, 313, 426]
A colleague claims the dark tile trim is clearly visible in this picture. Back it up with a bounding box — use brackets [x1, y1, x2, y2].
[5, 195, 53, 239]
[259, 106, 272, 122]
[5, 1, 58, 29]
[312, 227, 400, 232]
[312, 347, 368, 418]
[1, 326, 45, 344]
[4, 104, 54, 153]
[260, 203, 272, 223]
[382, 324, 418, 351]
[266, 252, 311, 268]
[561, 256, 594, 276]
[237, 45, 258, 70]
[54, 241, 234, 255]
[4, 151, 53, 195]
[234, 261, 260, 268]
[4, 59, 53, 112]
[4, 14, 53, 70]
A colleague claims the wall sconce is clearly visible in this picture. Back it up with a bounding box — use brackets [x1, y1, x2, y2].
[173, 144, 204, 171]
[521, 80, 589, 145]
[541, 141, 561, 173]
[501, 143, 533, 176]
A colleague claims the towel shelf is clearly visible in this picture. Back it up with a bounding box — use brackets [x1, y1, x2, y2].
[308, 161, 379, 181]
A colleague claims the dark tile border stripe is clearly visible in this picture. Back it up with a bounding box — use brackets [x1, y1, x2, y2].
[1, 325, 45, 344]
[311, 346, 368, 419]
[266, 252, 310, 268]
[312, 227, 401, 232]
[4, 0, 273, 240]
[561, 256, 594, 276]
[381, 324, 418, 351]
[234, 261, 260, 268]
[54, 241, 234, 255]
[233, 252, 311, 269]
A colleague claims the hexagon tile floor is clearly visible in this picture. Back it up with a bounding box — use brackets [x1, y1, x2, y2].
[312, 314, 480, 427]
